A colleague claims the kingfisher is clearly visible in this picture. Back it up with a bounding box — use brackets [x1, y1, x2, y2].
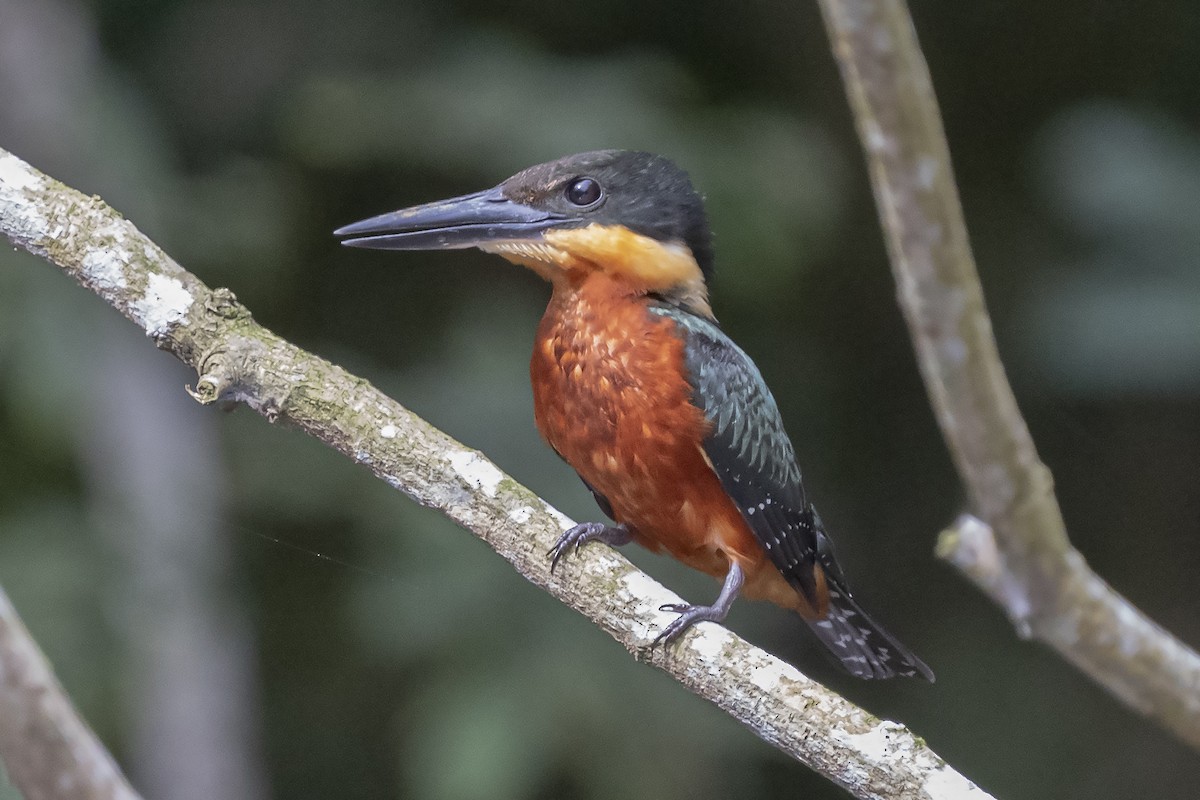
[335, 150, 933, 681]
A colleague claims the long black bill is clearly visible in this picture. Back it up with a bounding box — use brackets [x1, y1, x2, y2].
[334, 186, 565, 250]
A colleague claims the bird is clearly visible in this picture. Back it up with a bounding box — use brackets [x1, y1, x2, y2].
[335, 150, 933, 681]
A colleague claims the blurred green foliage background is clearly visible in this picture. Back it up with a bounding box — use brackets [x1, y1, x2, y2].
[2, 1, 1199, 798]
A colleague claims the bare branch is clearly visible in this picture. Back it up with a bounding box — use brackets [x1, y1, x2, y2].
[817, 0, 1200, 750]
[0, 588, 143, 800]
[0, 147, 989, 799]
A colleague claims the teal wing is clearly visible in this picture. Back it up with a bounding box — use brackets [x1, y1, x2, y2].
[649, 305, 826, 603]
[650, 304, 934, 681]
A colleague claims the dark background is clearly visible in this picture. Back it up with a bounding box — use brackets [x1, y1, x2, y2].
[2, 1, 1199, 798]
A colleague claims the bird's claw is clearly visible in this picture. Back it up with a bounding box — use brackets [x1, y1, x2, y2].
[650, 562, 744, 649]
[548, 522, 631, 572]
[651, 602, 721, 648]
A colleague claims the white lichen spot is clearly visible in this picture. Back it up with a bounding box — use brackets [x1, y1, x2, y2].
[379, 423, 398, 439]
[863, 119, 893, 155]
[1112, 599, 1144, 657]
[0, 153, 41, 191]
[81, 247, 129, 292]
[946, 514, 996, 572]
[916, 154, 939, 190]
[686, 624, 735, 663]
[507, 506, 534, 525]
[0, 154, 50, 239]
[746, 655, 799, 693]
[447, 450, 504, 496]
[923, 763, 988, 798]
[619, 571, 671, 610]
[837, 720, 905, 763]
[619, 570, 678, 629]
[134, 272, 193, 336]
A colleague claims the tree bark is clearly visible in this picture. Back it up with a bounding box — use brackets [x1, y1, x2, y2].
[0, 589, 143, 800]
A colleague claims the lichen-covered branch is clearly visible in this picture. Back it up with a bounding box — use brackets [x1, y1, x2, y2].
[817, 0, 1200, 750]
[0, 147, 988, 799]
[0, 588, 144, 800]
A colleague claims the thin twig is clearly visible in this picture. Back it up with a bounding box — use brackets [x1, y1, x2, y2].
[0, 147, 989, 799]
[817, 0, 1200, 750]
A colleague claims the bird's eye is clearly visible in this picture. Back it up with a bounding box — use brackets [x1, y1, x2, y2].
[565, 177, 603, 207]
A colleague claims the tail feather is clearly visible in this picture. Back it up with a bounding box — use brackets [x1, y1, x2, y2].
[805, 583, 934, 681]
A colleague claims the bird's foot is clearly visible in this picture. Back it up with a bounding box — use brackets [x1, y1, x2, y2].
[651, 561, 745, 648]
[652, 603, 729, 647]
[548, 522, 632, 572]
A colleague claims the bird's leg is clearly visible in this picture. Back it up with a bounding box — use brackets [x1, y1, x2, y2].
[548, 522, 633, 572]
[653, 562, 745, 647]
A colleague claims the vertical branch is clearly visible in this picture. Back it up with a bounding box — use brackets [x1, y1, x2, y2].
[817, 0, 1200, 750]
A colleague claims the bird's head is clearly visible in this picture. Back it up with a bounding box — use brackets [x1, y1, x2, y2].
[335, 150, 714, 317]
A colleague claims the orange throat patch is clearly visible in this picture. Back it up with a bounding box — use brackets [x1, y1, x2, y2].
[482, 223, 712, 318]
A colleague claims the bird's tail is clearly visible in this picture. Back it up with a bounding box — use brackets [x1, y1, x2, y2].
[804, 582, 934, 681]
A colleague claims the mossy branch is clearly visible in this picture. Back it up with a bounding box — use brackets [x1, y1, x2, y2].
[817, 0, 1200, 750]
[0, 149, 989, 798]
